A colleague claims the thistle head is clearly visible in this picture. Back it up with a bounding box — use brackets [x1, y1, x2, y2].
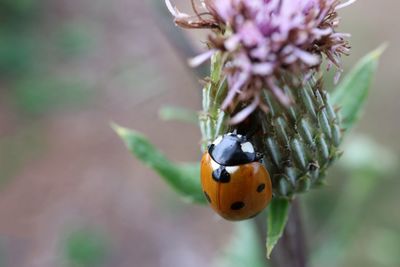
[166, 0, 354, 123]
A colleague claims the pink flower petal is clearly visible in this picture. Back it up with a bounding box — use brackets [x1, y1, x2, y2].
[167, 0, 352, 107]
[230, 96, 260, 124]
[294, 48, 321, 66]
[224, 35, 241, 51]
[165, 0, 177, 16]
[266, 78, 292, 106]
[252, 63, 274, 75]
[312, 27, 333, 38]
[165, 0, 190, 18]
[336, 0, 357, 10]
[239, 21, 264, 47]
[214, 0, 235, 22]
[188, 50, 215, 67]
[221, 72, 250, 109]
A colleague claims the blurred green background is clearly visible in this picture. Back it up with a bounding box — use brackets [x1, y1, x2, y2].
[0, 1, 399, 267]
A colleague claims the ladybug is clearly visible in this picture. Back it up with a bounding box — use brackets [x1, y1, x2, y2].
[200, 132, 272, 221]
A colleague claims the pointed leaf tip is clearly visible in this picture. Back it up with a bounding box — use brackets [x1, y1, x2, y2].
[111, 123, 135, 139]
[266, 198, 290, 258]
[332, 44, 386, 131]
[370, 43, 388, 59]
[111, 124, 205, 204]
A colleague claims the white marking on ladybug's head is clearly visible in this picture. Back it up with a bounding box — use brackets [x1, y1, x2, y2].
[225, 132, 242, 139]
[241, 142, 255, 154]
[212, 135, 223, 146]
[225, 166, 239, 174]
[210, 158, 220, 171]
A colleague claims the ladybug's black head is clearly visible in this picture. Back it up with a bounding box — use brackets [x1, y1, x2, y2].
[208, 133, 259, 166]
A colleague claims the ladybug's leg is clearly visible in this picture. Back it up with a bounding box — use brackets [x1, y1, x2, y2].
[255, 152, 264, 162]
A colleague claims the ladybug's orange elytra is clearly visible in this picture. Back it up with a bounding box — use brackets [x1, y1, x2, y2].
[200, 133, 272, 221]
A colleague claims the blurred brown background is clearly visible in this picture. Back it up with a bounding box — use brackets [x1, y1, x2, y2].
[0, 1, 399, 267]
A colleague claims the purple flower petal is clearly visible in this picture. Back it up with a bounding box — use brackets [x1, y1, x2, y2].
[230, 96, 260, 124]
[188, 50, 216, 67]
[336, 0, 357, 10]
[166, 0, 353, 123]
[252, 63, 274, 75]
[222, 71, 250, 109]
[294, 48, 321, 66]
[213, 0, 235, 22]
[239, 21, 265, 47]
[224, 35, 241, 51]
[165, 0, 190, 19]
[267, 78, 292, 107]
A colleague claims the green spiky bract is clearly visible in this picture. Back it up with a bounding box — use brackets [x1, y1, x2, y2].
[257, 77, 342, 198]
[200, 53, 342, 198]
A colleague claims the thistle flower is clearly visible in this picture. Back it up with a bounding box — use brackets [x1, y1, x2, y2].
[118, 0, 382, 261]
[166, 0, 354, 123]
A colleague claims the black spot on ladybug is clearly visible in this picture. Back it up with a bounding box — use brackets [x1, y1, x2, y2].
[257, 183, 266, 193]
[230, 201, 245, 210]
[203, 191, 211, 203]
[212, 167, 230, 183]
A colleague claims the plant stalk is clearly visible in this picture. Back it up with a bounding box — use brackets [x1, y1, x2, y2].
[256, 198, 309, 267]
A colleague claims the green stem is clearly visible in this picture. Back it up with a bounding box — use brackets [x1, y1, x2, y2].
[199, 52, 229, 148]
[256, 199, 309, 267]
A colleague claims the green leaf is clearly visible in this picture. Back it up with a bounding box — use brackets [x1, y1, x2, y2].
[266, 198, 290, 258]
[158, 106, 198, 124]
[332, 44, 387, 131]
[112, 124, 205, 204]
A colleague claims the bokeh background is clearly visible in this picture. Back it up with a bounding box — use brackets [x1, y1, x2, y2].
[0, 1, 399, 267]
